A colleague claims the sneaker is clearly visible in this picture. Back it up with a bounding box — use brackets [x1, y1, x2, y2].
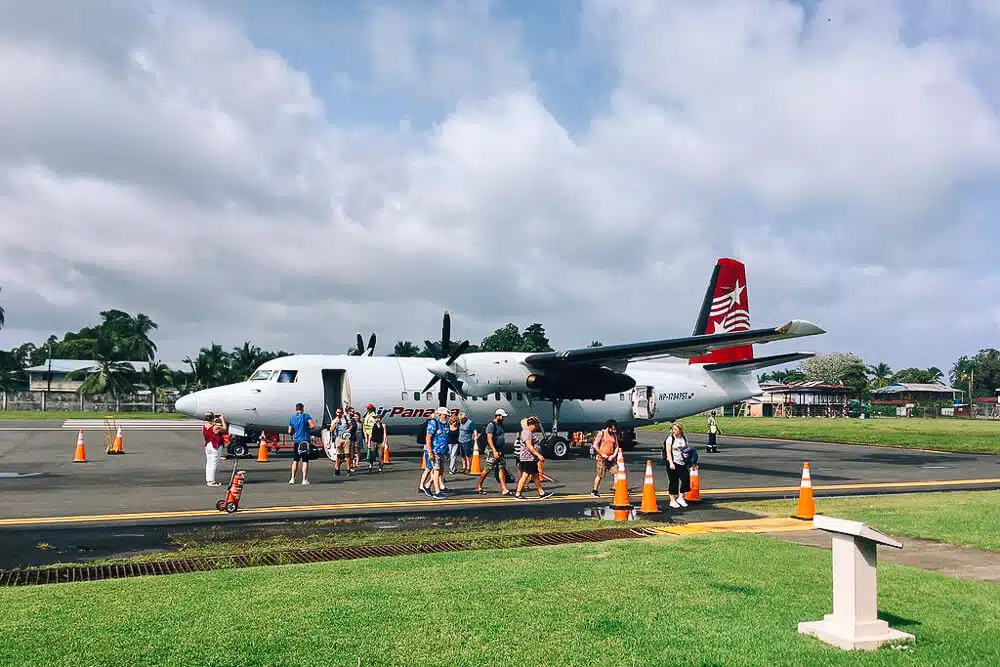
[288, 478, 295, 484]
[677, 497, 688, 507]
[513, 493, 526, 500]
[335, 469, 341, 476]
[669, 499, 681, 509]
[206, 481, 221, 487]
[590, 490, 600, 497]
[539, 491, 554, 499]
[432, 492, 446, 500]
[421, 486, 433, 497]
[302, 479, 310, 486]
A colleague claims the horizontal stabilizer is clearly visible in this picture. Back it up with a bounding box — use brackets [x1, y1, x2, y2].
[703, 352, 815, 373]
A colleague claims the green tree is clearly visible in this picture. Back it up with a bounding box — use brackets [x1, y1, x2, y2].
[0, 286, 5, 330]
[140, 360, 173, 412]
[589, 341, 603, 348]
[519, 323, 553, 353]
[390, 341, 422, 357]
[67, 332, 138, 403]
[231, 342, 267, 380]
[480, 323, 524, 352]
[867, 362, 892, 388]
[799, 352, 869, 395]
[951, 349, 1000, 399]
[183, 343, 232, 390]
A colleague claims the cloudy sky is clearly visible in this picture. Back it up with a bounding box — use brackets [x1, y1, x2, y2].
[1, 0, 998, 373]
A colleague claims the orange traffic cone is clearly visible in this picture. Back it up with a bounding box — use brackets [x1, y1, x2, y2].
[72, 429, 88, 462]
[382, 442, 391, 464]
[793, 461, 815, 520]
[107, 425, 124, 454]
[611, 450, 631, 509]
[256, 436, 270, 463]
[686, 465, 701, 502]
[639, 460, 659, 513]
[469, 440, 483, 475]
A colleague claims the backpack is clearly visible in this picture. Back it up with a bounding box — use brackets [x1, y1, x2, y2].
[682, 445, 698, 466]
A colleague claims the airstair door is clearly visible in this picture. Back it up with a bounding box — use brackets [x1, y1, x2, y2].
[321, 370, 346, 426]
[631, 386, 656, 420]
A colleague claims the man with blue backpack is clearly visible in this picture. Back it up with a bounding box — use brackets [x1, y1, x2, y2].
[662, 422, 697, 509]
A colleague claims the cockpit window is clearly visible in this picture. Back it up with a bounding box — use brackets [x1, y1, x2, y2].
[250, 370, 273, 381]
[276, 370, 298, 383]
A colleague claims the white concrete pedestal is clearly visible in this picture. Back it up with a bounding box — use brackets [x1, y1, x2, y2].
[798, 515, 915, 651]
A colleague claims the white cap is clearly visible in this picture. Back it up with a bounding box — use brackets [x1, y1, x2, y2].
[435, 407, 449, 415]
[494, 408, 508, 417]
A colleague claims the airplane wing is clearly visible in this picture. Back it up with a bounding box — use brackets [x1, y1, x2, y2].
[523, 320, 825, 369]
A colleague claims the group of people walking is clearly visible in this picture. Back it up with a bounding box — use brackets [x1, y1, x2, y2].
[200, 402, 719, 507]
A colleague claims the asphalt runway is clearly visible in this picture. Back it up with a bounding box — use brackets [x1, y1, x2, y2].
[2, 423, 999, 529]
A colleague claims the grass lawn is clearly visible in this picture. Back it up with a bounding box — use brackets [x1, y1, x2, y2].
[721, 490, 1000, 552]
[645, 416, 1000, 454]
[1, 532, 998, 666]
[0, 410, 187, 420]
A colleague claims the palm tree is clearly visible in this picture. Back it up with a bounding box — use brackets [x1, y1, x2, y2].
[0, 286, 5, 330]
[183, 343, 231, 389]
[68, 333, 138, 409]
[128, 313, 159, 361]
[868, 362, 892, 389]
[141, 360, 173, 412]
[231, 342, 266, 381]
[390, 341, 421, 357]
[926, 366, 944, 384]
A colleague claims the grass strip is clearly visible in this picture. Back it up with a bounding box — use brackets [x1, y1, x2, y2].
[721, 490, 1000, 552]
[644, 416, 1000, 454]
[1, 532, 997, 665]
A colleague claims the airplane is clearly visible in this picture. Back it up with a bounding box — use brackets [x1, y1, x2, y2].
[174, 258, 825, 459]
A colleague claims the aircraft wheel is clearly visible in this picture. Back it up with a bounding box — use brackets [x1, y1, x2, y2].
[216, 500, 226, 511]
[548, 436, 570, 460]
[231, 441, 250, 458]
[225, 501, 238, 513]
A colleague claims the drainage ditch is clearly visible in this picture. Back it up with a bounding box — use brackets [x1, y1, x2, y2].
[0, 527, 658, 587]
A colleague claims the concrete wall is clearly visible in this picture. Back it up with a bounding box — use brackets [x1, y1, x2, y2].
[1, 391, 178, 413]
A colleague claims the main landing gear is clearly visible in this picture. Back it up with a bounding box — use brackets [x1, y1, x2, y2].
[544, 398, 571, 460]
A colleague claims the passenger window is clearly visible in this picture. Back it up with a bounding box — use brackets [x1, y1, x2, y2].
[402, 392, 408, 401]
[517, 393, 523, 401]
[413, 392, 420, 401]
[620, 393, 624, 400]
[450, 392, 456, 401]
[505, 393, 512, 400]
[276, 370, 297, 383]
[425, 392, 433, 401]
[472, 396, 477, 401]
[495, 392, 501, 401]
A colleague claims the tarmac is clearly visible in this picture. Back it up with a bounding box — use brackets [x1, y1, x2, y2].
[1, 422, 998, 527]
[2, 422, 999, 570]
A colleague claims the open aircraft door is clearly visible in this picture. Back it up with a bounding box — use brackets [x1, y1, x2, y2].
[631, 386, 656, 420]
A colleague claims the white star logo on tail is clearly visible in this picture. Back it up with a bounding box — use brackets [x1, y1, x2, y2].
[708, 279, 750, 333]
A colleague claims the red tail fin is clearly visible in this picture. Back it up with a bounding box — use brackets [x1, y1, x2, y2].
[689, 258, 753, 365]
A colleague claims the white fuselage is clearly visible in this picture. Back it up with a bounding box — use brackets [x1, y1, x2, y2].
[175, 353, 761, 440]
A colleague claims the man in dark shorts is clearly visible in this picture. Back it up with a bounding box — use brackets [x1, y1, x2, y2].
[475, 409, 513, 496]
[288, 403, 316, 485]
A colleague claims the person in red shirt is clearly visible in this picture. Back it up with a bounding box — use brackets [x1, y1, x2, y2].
[202, 411, 227, 486]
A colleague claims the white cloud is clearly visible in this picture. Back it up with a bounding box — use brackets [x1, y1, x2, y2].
[0, 0, 998, 374]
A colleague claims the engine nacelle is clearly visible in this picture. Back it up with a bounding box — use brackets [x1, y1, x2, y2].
[457, 354, 635, 400]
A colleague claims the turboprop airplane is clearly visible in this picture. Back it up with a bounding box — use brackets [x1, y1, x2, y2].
[174, 258, 824, 459]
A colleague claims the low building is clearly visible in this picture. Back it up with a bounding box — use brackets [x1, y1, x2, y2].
[755, 380, 857, 417]
[869, 383, 962, 405]
[24, 359, 187, 393]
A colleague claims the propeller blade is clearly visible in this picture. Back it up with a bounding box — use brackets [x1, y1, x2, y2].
[367, 333, 376, 356]
[355, 333, 365, 356]
[441, 311, 451, 358]
[446, 339, 470, 366]
[422, 376, 439, 393]
[424, 340, 440, 359]
[438, 380, 448, 408]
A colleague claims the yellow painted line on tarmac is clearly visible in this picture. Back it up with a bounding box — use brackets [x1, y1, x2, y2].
[647, 517, 811, 536]
[2, 477, 999, 528]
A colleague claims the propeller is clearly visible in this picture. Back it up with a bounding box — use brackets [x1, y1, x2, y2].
[354, 332, 377, 356]
[422, 311, 470, 407]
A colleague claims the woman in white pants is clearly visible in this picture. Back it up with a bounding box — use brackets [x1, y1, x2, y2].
[202, 412, 227, 486]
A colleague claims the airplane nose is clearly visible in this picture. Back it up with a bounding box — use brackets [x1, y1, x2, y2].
[175, 393, 198, 416]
